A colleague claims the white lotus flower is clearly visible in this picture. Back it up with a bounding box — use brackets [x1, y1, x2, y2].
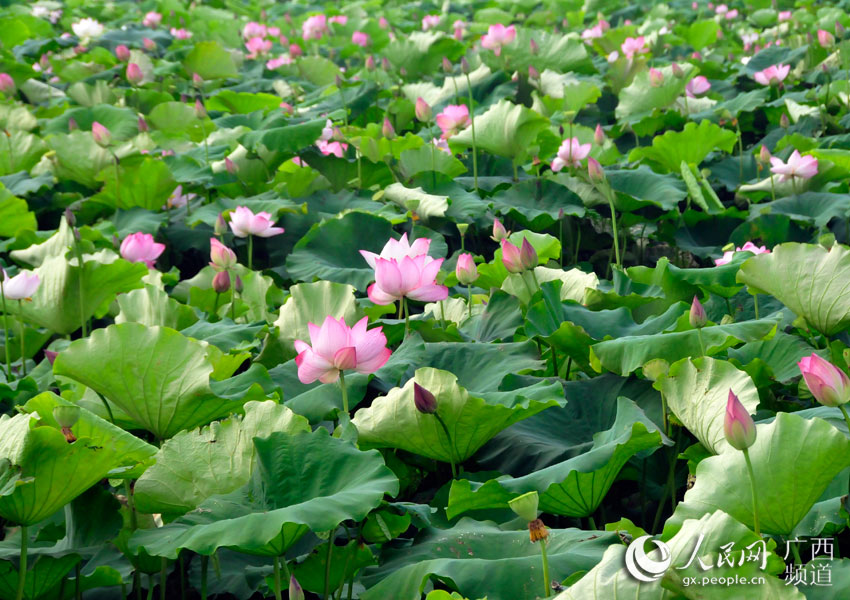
[72, 18, 104, 39]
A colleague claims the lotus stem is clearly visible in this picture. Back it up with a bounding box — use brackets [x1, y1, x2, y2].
[125, 480, 137, 531]
[587, 515, 597, 530]
[549, 342, 559, 378]
[111, 150, 121, 207]
[434, 413, 458, 479]
[742, 448, 761, 537]
[769, 173, 776, 202]
[839, 405, 850, 435]
[1, 280, 10, 380]
[200, 555, 208, 600]
[465, 74, 478, 193]
[323, 533, 334, 600]
[753, 293, 759, 319]
[146, 574, 153, 600]
[339, 370, 349, 414]
[539, 538, 550, 598]
[247, 235, 254, 271]
[179, 554, 185, 600]
[6, 130, 15, 173]
[73, 237, 87, 337]
[76, 563, 81, 600]
[272, 556, 282, 600]
[15, 525, 26, 600]
[696, 328, 706, 358]
[403, 297, 409, 338]
[17, 300, 24, 377]
[160, 558, 166, 600]
[212, 292, 220, 317]
[429, 119, 437, 189]
[605, 187, 622, 267]
[467, 285, 472, 319]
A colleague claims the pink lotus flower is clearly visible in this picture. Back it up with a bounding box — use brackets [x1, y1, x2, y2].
[433, 137, 450, 154]
[799, 354, 850, 407]
[245, 36, 272, 58]
[351, 31, 370, 47]
[415, 97, 431, 122]
[170, 28, 192, 40]
[725, 9, 738, 19]
[778, 11, 792, 21]
[289, 43, 303, 58]
[294, 316, 391, 384]
[621, 36, 648, 59]
[714, 4, 728, 14]
[120, 233, 165, 268]
[689, 296, 707, 328]
[422, 15, 441, 30]
[714, 242, 770, 265]
[456, 253, 478, 285]
[753, 64, 789, 86]
[551, 137, 591, 171]
[266, 55, 293, 69]
[329, 15, 348, 26]
[769, 150, 818, 182]
[242, 21, 267, 39]
[379, 17, 389, 29]
[163, 185, 197, 211]
[316, 140, 348, 157]
[501, 239, 524, 273]
[91, 121, 111, 147]
[143, 12, 162, 28]
[302, 15, 328, 40]
[210, 237, 237, 270]
[126, 63, 143, 85]
[686, 75, 711, 97]
[360, 233, 431, 268]
[2, 270, 40, 300]
[481, 24, 517, 56]
[0, 74, 14, 95]
[581, 24, 605, 41]
[115, 45, 130, 61]
[360, 234, 447, 305]
[818, 29, 835, 47]
[143, 38, 156, 51]
[724, 389, 756, 450]
[228, 206, 285, 238]
[649, 68, 664, 86]
[435, 105, 470, 139]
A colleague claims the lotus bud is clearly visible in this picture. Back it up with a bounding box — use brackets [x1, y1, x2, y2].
[413, 382, 437, 414]
[233, 274, 243, 293]
[460, 57, 470, 74]
[193, 72, 203, 87]
[528, 65, 539, 79]
[508, 491, 539, 522]
[798, 353, 850, 407]
[115, 44, 130, 61]
[126, 63, 144, 85]
[143, 37, 156, 51]
[649, 67, 664, 87]
[594, 124, 605, 146]
[529, 38, 539, 55]
[194, 99, 207, 119]
[289, 43, 303, 58]
[672, 62, 684, 78]
[442, 56, 452, 72]
[520, 238, 537, 271]
[501, 239, 524, 273]
[724, 389, 756, 450]
[382, 57, 390, 70]
[456, 253, 479, 285]
[91, 121, 111, 147]
[214, 213, 228, 236]
[491, 218, 509, 242]
[689, 296, 707, 328]
[138, 116, 149, 133]
[819, 29, 835, 47]
[642, 358, 670, 382]
[780, 113, 789, 128]
[415, 97, 432, 122]
[212, 270, 231, 294]
[0, 74, 15, 95]
[382, 117, 395, 139]
[837, 21, 846, 38]
[225, 157, 237, 174]
[365, 55, 376, 70]
[758, 145, 771, 164]
[288, 576, 305, 600]
[44, 349, 58, 365]
[587, 157, 605, 183]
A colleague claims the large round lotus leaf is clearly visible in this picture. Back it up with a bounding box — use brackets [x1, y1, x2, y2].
[352, 367, 563, 464]
[128, 429, 398, 557]
[0, 392, 156, 526]
[134, 400, 310, 516]
[53, 322, 249, 439]
[737, 242, 850, 335]
[656, 357, 760, 454]
[449, 99, 549, 163]
[666, 412, 850, 536]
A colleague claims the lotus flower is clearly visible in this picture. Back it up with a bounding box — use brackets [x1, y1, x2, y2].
[0, 74, 15, 95]
[582, 24, 605, 40]
[329, 16, 348, 26]
[2, 270, 40, 300]
[421, 15, 441, 30]
[170, 28, 192, 40]
[164, 185, 197, 210]
[115, 45, 130, 61]
[649, 68, 664, 86]
[302, 15, 328, 40]
[126, 63, 143, 85]
[551, 137, 591, 171]
[621, 36, 648, 59]
[686, 76, 711, 97]
[210, 238, 237, 270]
[413, 383, 437, 414]
[228, 206, 284, 238]
[360, 235, 447, 305]
[724, 389, 756, 450]
[91, 121, 111, 147]
[294, 316, 391, 384]
[72, 18, 104, 39]
[714, 241, 770, 265]
[778, 10, 792, 21]
[753, 64, 789, 86]
[818, 29, 835, 47]
[491, 218, 510, 242]
[769, 150, 818, 182]
[501, 239, 524, 273]
[415, 97, 432, 122]
[481, 24, 516, 56]
[143, 12, 162, 27]
[689, 296, 707, 328]
[316, 140, 347, 157]
[120, 233, 165, 268]
[266, 56, 293, 69]
[798, 354, 850, 407]
[435, 105, 470, 139]
[360, 233, 430, 267]
[351, 31, 370, 47]
[242, 22, 267, 39]
[456, 253, 478, 285]
[245, 36, 272, 58]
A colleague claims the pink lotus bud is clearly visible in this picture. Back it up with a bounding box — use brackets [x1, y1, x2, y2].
[365, 55, 376, 70]
[225, 157, 237, 174]
[382, 57, 391, 71]
[520, 238, 537, 271]
[671, 63, 684, 78]
[138, 116, 148, 132]
[501, 239, 524, 273]
[649, 68, 664, 87]
[379, 17, 389, 30]
[194, 99, 206, 119]
[210, 237, 237, 270]
[442, 57, 452, 72]
[289, 576, 305, 600]
[193, 73, 203, 86]
[126, 63, 143, 85]
[724, 389, 756, 450]
[0, 74, 15, 95]
[212, 270, 231, 294]
[289, 43, 303, 58]
[456, 253, 479, 285]
[594, 124, 605, 146]
[758, 145, 771, 164]
[413, 382, 438, 414]
[91, 121, 111, 147]
[528, 65, 539, 79]
[587, 157, 604, 182]
[818, 29, 835, 47]
[530, 38, 539, 54]
[689, 295, 707, 328]
[491, 218, 509, 242]
[115, 45, 130, 61]
[780, 113, 789, 128]
[233, 274, 243, 293]
[44, 350, 58, 366]
[415, 97, 432, 122]
[382, 117, 395, 139]
[461, 57, 470, 74]
[214, 213, 228, 236]
[68, 117, 78, 132]
[143, 38, 156, 51]
[798, 354, 850, 407]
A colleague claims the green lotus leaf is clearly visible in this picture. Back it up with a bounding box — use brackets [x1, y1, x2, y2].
[0, 554, 81, 600]
[736, 242, 850, 335]
[115, 285, 198, 330]
[43, 105, 140, 142]
[360, 519, 616, 600]
[449, 99, 548, 163]
[45, 131, 114, 189]
[183, 41, 238, 79]
[134, 400, 310, 516]
[482, 27, 591, 74]
[352, 368, 563, 464]
[616, 64, 697, 123]
[382, 183, 448, 220]
[666, 413, 850, 536]
[419, 341, 543, 392]
[656, 357, 759, 454]
[0, 392, 156, 525]
[398, 145, 468, 179]
[728, 332, 823, 383]
[0, 131, 46, 177]
[9, 216, 75, 267]
[128, 429, 398, 557]
[91, 156, 177, 211]
[53, 322, 249, 439]
[629, 120, 738, 173]
[502, 266, 598, 306]
[447, 397, 664, 518]
[385, 31, 465, 80]
[206, 90, 282, 114]
[0, 184, 35, 238]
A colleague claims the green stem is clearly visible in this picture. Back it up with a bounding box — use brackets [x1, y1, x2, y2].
[17, 301, 24, 377]
[539, 539, 551, 598]
[660, 392, 669, 437]
[272, 556, 282, 600]
[73, 239, 87, 337]
[742, 448, 761, 537]
[466, 74, 478, 193]
[1, 281, 11, 380]
[737, 127, 744, 185]
[467, 285, 472, 320]
[792, 177, 798, 197]
[434, 413, 458, 479]
[248, 235, 254, 271]
[769, 173, 776, 202]
[323, 534, 334, 600]
[549, 342, 559, 378]
[790, 540, 802, 565]
[200, 555, 208, 600]
[179, 554, 185, 600]
[125, 480, 137, 531]
[15, 525, 26, 600]
[840, 405, 850, 433]
[159, 558, 166, 600]
[6, 131, 15, 173]
[512, 161, 518, 182]
[339, 370, 349, 414]
[113, 152, 121, 207]
[429, 119, 437, 189]
[146, 575, 153, 600]
[403, 297, 409, 339]
[588, 515, 597, 530]
[605, 187, 621, 267]
[212, 292, 219, 318]
[200, 119, 209, 166]
[753, 293, 759, 319]
[696, 328, 706, 358]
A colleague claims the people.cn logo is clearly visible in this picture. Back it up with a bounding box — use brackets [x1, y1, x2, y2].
[624, 535, 673, 582]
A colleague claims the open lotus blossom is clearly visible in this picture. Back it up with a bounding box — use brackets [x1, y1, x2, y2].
[170, 28, 192, 39]
[621, 36, 648, 59]
[714, 241, 770, 265]
[769, 150, 818, 182]
[421, 15, 441, 30]
[753, 64, 789, 86]
[228, 206, 285, 238]
[316, 140, 348, 157]
[351, 31, 370, 47]
[242, 21, 267, 39]
[481, 24, 516, 56]
[245, 36, 272, 58]
[0, 74, 14, 95]
[266, 55, 293, 69]
[433, 137, 450, 154]
[360, 233, 431, 268]
[2, 270, 40, 300]
[329, 15, 348, 25]
[72, 18, 104, 39]
[294, 316, 391, 384]
[302, 14, 328, 40]
[551, 137, 591, 171]
[163, 185, 197, 210]
[799, 354, 850, 407]
[686, 75, 711, 97]
[120, 232, 165, 268]
[143, 12, 162, 27]
[360, 234, 447, 305]
[582, 24, 605, 40]
[778, 10, 792, 21]
[435, 105, 470, 139]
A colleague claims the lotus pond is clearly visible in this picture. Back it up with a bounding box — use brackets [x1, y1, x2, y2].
[1, 0, 850, 599]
